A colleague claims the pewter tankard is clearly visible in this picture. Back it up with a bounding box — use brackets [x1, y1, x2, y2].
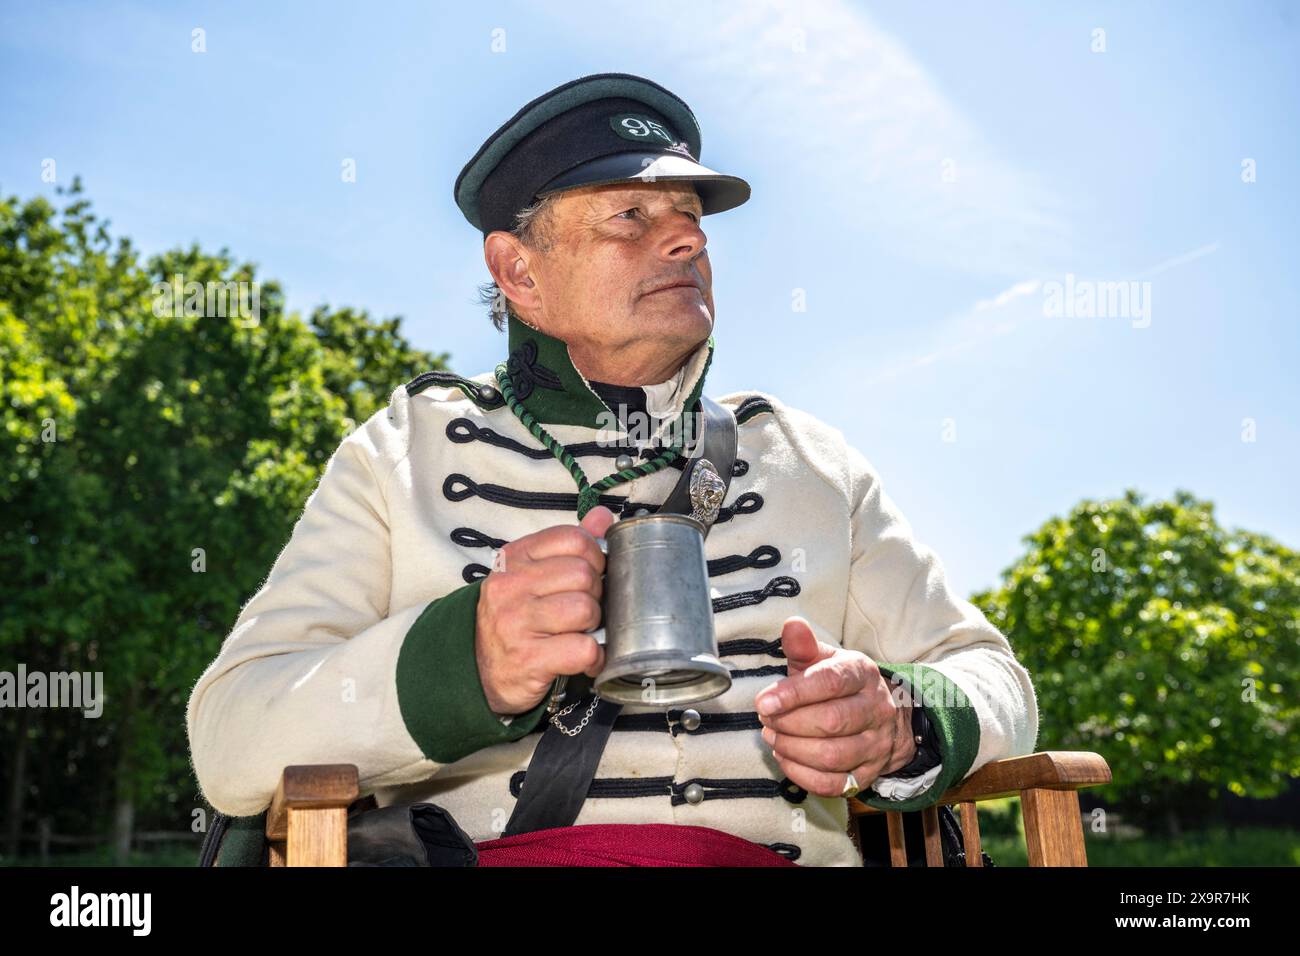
[588, 512, 730, 706]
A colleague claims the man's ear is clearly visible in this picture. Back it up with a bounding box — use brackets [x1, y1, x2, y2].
[508, 256, 535, 290]
[484, 232, 538, 304]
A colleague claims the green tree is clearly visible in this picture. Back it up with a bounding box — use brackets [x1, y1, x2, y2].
[0, 181, 446, 861]
[1, 181, 138, 857]
[972, 489, 1300, 835]
[310, 305, 450, 428]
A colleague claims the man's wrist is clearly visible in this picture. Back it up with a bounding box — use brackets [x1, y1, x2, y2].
[882, 700, 943, 779]
[886, 700, 918, 773]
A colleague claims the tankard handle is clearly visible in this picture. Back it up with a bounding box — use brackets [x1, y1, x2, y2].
[586, 536, 609, 646]
[545, 535, 610, 714]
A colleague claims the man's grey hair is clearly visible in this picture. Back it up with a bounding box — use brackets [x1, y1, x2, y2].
[477, 192, 561, 332]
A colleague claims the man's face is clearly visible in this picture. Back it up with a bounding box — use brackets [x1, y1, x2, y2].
[507, 181, 714, 359]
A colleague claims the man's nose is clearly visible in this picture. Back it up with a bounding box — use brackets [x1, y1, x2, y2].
[656, 210, 707, 260]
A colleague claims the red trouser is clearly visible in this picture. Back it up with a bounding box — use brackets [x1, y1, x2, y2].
[474, 823, 799, 867]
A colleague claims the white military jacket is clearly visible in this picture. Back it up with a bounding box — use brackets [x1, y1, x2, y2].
[186, 313, 1039, 867]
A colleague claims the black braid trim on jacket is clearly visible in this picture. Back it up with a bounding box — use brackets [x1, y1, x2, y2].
[457, 541, 779, 586]
[508, 771, 807, 805]
[446, 417, 748, 475]
[442, 472, 763, 522]
[405, 370, 506, 410]
[567, 710, 764, 737]
[717, 637, 786, 659]
[711, 575, 800, 613]
[734, 396, 775, 424]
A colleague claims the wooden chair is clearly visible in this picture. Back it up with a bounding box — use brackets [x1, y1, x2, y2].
[850, 750, 1111, 866]
[264, 764, 360, 867]
[263, 750, 1111, 867]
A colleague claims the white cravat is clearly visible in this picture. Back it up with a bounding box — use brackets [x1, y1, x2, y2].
[641, 364, 687, 421]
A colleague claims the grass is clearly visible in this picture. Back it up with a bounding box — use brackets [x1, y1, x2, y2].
[1077, 827, 1300, 867]
[5, 815, 1298, 866]
[2, 843, 201, 867]
[971, 796, 1300, 866]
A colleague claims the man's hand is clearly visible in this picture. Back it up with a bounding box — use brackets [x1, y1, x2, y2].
[754, 616, 917, 797]
[475, 505, 617, 715]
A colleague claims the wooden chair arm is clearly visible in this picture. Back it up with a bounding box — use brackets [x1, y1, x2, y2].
[850, 750, 1112, 815]
[264, 764, 359, 867]
[848, 750, 1112, 867]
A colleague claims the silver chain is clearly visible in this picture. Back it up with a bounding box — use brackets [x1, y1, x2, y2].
[549, 692, 601, 736]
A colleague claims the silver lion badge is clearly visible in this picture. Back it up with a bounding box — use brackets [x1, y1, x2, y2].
[687, 457, 726, 528]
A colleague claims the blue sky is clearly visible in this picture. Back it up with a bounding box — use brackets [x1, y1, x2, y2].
[2, 0, 1296, 597]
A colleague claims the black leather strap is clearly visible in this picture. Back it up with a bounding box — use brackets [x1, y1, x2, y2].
[197, 812, 230, 867]
[658, 395, 737, 531]
[501, 693, 623, 837]
[501, 395, 739, 836]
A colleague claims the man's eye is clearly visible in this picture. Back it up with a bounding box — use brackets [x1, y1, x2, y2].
[613, 207, 700, 223]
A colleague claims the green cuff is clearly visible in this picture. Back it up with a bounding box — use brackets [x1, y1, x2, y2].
[859, 662, 980, 813]
[396, 580, 551, 763]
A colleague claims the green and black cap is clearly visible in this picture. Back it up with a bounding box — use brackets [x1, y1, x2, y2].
[454, 72, 751, 237]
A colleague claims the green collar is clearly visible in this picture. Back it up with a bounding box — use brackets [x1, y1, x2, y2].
[500, 312, 715, 429]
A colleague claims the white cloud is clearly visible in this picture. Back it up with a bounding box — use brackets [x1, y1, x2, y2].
[1136, 242, 1221, 278]
[640, 0, 1074, 277]
[859, 276, 1045, 386]
[857, 240, 1222, 385]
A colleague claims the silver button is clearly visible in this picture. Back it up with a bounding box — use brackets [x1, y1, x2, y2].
[478, 384, 499, 402]
[615, 453, 634, 471]
[683, 783, 704, 805]
[680, 709, 701, 731]
[634, 508, 650, 517]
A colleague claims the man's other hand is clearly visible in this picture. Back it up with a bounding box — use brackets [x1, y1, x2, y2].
[754, 616, 917, 797]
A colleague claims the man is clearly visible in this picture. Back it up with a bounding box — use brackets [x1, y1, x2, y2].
[187, 72, 1038, 867]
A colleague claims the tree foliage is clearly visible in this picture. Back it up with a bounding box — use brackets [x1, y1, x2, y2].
[972, 489, 1300, 832]
[0, 180, 445, 857]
